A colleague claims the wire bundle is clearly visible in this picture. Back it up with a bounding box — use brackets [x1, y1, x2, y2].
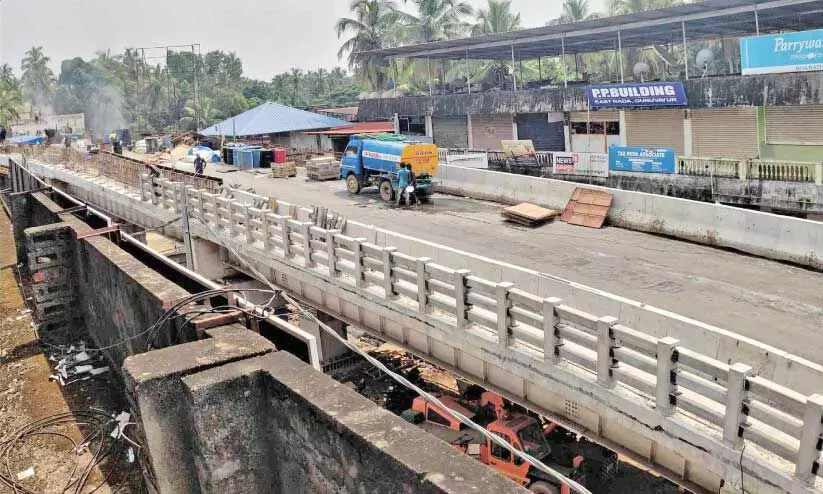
[0, 410, 143, 494]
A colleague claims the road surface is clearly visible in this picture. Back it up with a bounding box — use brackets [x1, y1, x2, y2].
[172, 162, 823, 363]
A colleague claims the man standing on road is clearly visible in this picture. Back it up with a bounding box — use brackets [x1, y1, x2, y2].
[396, 162, 411, 207]
[194, 154, 206, 176]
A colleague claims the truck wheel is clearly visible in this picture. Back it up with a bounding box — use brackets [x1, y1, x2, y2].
[379, 180, 395, 202]
[528, 481, 560, 494]
[346, 174, 361, 194]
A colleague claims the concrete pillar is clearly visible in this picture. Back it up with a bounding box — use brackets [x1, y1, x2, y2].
[496, 282, 514, 347]
[542, 298, 563, 364]
[466, 114, 474, 149]
[656, 337, 680, 416]
[597, 316, 618, 388]
[723, 363, 753, 447]
[192, 237, 235, 280]
[618, 110, 627, 147]
[353, 237, 366, 288]
[683, 110, 693, 156]
[796, 394, 823, 483]
[416, 257, 432, 314]
[453, 269, 470, 329]
[564, 121, 572, 152]
[299, 311, 349, 364]
[382, 247, 397, 299]
[512, 119, 519, 140]
[425, 115, 433, 138]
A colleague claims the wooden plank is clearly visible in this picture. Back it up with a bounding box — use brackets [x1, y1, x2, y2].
[560, 187, 613, 229]
[501, 202, 559, 227]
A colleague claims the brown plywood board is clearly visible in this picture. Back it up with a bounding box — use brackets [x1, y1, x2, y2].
[501, 202, 559, 226]
[561, 188, 613, 228]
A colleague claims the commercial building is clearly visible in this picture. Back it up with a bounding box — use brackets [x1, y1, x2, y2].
[357, 0, 823, 162]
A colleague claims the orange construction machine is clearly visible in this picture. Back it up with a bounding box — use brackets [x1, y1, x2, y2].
[402, 386, 613, 494]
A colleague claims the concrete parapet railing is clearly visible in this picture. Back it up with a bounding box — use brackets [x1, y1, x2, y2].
[138, 172, 823, 488]
[677, 156, 742, 178]
[750, 159, 823, 184]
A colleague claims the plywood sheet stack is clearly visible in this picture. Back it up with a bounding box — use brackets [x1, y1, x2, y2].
[271, 161, 297, 178]
[307, 156, 341, 181]
[501, 203, 559, 227]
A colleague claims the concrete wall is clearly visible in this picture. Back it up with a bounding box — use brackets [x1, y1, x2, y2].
[124, 330, 526, 494]
[8, 188, 191, 370]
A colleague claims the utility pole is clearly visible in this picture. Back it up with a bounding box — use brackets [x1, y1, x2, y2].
[181, 204, 194, 270]
[192, 44, 200, 131]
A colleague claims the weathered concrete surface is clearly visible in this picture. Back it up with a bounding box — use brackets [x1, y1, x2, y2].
[123, 325, 277, 494]
[183, 351, 527, 494]
[544, 171, 823, 215]
[125, 329, 525, 494]
[358, 72, 823, 119]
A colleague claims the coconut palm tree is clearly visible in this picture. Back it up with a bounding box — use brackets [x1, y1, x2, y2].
[399, 0, 474, 43]
[21, 46, 55, 112]
[336, 0, 400, 91]
[0, 84, 21, 124]
[471, 0, 521, 36]
[559, 0, 598, 23]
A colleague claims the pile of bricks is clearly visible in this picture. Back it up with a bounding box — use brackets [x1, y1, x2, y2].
[272, 162, 297, 178]
[25, 223, 76, 337]
[306, 157, 340, 181]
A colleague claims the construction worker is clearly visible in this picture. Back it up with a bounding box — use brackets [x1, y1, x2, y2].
[194, 154, 206, 176]
[396, 162, 411, 207]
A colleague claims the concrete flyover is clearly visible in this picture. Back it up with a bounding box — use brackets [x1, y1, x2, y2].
[9, 155, 823, 494]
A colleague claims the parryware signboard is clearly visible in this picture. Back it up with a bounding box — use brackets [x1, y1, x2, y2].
[740, 28, 823, 75]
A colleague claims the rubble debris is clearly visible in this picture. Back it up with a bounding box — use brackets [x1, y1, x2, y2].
[15, 466, 34, 481]
[501, 202, 559, 227]
[561, 188, 614, 229]
[46, 342, 109, 386]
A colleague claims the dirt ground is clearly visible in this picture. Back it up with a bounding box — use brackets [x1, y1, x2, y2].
[0, 206, 141, 493]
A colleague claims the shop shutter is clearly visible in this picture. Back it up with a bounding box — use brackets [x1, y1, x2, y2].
[515, 113, 565, 151]
[471, 114, 514, 150]
[625, 109, 685, 154]
[570, 110, 619, 122]
[432, 116, 468, 149]
[765, 106, 823, 145]
[692, 108, 758, 158]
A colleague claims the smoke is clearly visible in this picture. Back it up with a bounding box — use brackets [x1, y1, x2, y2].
[87, 83, 125, 136]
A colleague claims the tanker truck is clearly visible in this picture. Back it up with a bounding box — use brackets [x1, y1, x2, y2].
[340, 134, 438, 202]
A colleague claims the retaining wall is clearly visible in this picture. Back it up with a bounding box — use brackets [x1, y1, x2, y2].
[435, 164, 822, 270]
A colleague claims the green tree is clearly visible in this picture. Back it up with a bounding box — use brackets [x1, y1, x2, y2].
[0, 84, 22, 124]
[559, 0, 597, 23]
[400, 0, 473, 42]
[471, 0, 520, 35]
[336, 0, 399, 91]
[21, 46, 55, 112]
[0, 64, 18, 91]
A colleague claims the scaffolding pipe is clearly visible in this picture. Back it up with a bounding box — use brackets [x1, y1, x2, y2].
[682, 21, 689, 80]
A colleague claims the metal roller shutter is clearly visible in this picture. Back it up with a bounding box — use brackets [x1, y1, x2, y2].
[471, 114, 514, 150]
[692, 108, 758, 158]
[432, 116, 468, 149]
[766, 106, 823, 145]
[570, 111, 619, 122]
[515, 113, 565, 151]
[626, 109, 685, 154]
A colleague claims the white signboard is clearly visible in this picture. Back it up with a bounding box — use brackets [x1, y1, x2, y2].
[446, 152, 489, 169]
[553, 152, 609, 177]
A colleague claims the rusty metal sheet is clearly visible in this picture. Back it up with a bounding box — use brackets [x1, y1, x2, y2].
[560, 188, 613, 228]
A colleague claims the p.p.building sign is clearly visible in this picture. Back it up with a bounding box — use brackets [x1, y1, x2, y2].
[586, 82, 687, 108]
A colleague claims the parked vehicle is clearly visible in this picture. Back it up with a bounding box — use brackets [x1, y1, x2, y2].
[340, 134, 438, 202]
[402, 386, 616, 494]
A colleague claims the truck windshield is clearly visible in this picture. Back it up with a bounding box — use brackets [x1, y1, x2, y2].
[518, 423, 551, 459]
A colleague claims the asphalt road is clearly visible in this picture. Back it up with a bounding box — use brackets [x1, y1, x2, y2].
[176, 162, 823, 363]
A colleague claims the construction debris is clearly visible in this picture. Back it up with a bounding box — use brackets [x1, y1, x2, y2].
[47, 342, 110, 386]
[271, 161, 297, 178]
[501, 202, 559, 227]
[306, 156, 341, 181]
[15, 467, 35, 481]
[560, 187, 614, 229]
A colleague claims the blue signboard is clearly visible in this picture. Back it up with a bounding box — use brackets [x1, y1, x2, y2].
[609, 146, 676, 174]
[586, 82, 687, 108]
[740, 29, 823, 75]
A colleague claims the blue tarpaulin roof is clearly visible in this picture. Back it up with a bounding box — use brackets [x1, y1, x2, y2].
[8, 135, 45, 145]
[200, 102, 351, 137]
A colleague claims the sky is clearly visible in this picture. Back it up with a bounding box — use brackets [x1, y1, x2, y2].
[0, 0, 607, 81]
